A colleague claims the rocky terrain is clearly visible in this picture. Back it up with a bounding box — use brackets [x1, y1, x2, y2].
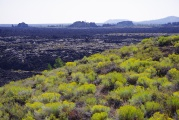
[0, 27, 179, 86]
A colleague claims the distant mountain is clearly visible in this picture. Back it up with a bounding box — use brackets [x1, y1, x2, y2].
[105, 16, 179, 25]
[105, 19, 129, 24]
[135, 16, 179, 25]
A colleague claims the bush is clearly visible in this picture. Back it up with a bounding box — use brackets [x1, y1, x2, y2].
[153, 77, 169, 89]
[1, 102, 27, 120]
[53, 57, 64, 68]
[100, 72, 126, 87]
[117, 105, 144, 120]
[149, 112, 173, 120]
[135, 45, 163, 60]
[120, 58, 153, 73]
[173, 91, 179, 98]
[145, 101, 162, 117]
[166, 96, 179, 114]
[174, 42, 179, 53]
[137, 76, 154, 88]
[167, 68, 179, 82]
[91, 105, 110, 114]
[110, 85, 135, 101]
[4, 86, 32, 103]
[119, 45, 138, 58]
[58, 82, 77, 98]
[77, 83, 96, 95]
[85, 71, 97, 82]
[161, 81, 174, 91]
[91, 112, 108, 120]
[36, 101, 75, 118]
[66, 62, 77, 67]
[85, 97, 97, 105]
[22, 112, 35, 120]
[26, 102, 44, 110]
[169, 54, 179, 64]
[72, 72, 88, 84]
[31, 92, 61, 103]
[158, 35, 179, 47]
[130, 90, 153, 105]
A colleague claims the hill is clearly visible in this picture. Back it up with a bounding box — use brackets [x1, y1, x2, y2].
[105, 19, 129, 24]
[105, 16, 179, 25]
[0, 35, 179, 119]
[136, 16, 179, 25]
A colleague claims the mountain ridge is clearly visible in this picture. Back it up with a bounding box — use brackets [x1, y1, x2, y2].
[105, 16, 179, 25]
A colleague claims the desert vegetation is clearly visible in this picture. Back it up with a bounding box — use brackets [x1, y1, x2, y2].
[0, 35, 179, 119]
[1, 27, 178, 86]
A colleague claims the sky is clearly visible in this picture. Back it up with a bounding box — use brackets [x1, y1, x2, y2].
[0, 0, 179, 24]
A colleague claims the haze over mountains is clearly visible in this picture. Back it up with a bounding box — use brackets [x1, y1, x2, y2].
[105, 16, 179, 25]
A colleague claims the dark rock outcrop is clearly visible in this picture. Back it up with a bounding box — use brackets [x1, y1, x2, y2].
[162, 22, 179, 27]
[117, 21, 134, 27]
[17, 22, 28, 27]
[69, 21, 98, 28]
[102, 24, 115, 27]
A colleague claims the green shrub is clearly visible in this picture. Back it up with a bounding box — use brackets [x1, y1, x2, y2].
[119, 45, 138, 58]
[110, 85, 135, 101]
[173, 91, 179, 98]
[177, 109, 179, 115]
[85, 71, 97, 82]
[135, 45, 163, 60]
[37, 101, 75, 118]
[161, 81, 174, 91]
[85, 97, 97, 105]
[1, 102, 27, 120]
[153, 77, 169, 89]
[56, 71, 66, 78]
[53, 57, 64, 68]
[72, 72, 88, 84]
[158, 36, 172, 46]
[130, 90, 153, 105]
[77, 83, 96, 95]
[75, 64, 93, 73]
[137, 76, 154, 88]
[149, 112, 173, 120]
[117, 105, 144, 120]
[120, 58, 153, 73]
[174, 42, 179, 53]
[4, 86, 32, 103]
[87, 53, 106, 63]
[22, 111, 35, 120]
[158, 35, 179, 47]
[31, 92, 61, 103]
[91, 112, 108, 120]
[58, 82, 77, 98]
[100, 72, 126, 87]
[166, 96, 179, 113]
[169, 54, 179, 64]
[141, 38, 154, 45]
[145, 101, 162, 116]
[26, 102, 44, 110]
[66, 62, 77, 67]
[91, 105, 110, 114]
[168, 68, 179, 82]
[34, 75, 46, 84]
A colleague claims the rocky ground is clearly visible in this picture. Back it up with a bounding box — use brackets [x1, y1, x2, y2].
[0, 27, 179, 86]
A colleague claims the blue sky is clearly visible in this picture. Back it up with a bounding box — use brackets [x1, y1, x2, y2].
[0, 0, 179, 24]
